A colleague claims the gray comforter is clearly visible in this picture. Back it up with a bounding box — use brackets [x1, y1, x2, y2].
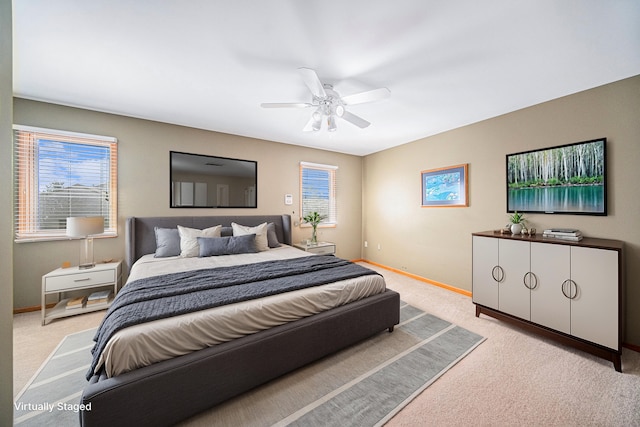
[88, 255, 380, 379]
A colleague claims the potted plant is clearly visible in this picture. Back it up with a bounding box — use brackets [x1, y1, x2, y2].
[509, 211, 526, 234]
[302, 211, 325, 244]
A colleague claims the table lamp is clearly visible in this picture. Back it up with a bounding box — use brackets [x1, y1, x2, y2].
[66, 216, 104, 269]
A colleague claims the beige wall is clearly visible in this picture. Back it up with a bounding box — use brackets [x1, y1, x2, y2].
[363, 75, 640, 345]
[12, 99, 363, 308]
[1, 0, 13, 422]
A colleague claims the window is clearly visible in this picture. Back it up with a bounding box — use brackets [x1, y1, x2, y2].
[13, 125, 118, 242]
[300, 161, 337, 226]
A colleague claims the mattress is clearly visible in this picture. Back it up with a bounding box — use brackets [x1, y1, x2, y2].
[95, 246, 386, 378]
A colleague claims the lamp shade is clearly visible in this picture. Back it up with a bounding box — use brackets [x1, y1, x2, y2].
[66, 216, 104, 237]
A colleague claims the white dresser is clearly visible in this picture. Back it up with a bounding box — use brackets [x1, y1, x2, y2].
[472, 231, 624, 371]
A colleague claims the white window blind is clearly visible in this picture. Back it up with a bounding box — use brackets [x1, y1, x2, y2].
[13, 125, 118, 242]
[300, 161, 337, 226]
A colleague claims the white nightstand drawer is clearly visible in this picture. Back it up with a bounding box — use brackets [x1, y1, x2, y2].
[293, 242, 336, 255]
[307, 245, 335, 255]
[45, 269, 115, 292]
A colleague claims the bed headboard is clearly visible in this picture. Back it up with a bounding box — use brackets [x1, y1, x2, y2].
[125, 214, 292, 272]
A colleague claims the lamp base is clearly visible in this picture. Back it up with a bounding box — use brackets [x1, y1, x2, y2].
[79, 237, 95, 269]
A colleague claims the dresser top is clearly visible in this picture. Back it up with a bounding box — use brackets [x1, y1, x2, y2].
[472, 231, 624, 251]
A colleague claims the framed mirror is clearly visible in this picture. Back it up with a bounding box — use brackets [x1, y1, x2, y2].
[170, 151, 257, 208]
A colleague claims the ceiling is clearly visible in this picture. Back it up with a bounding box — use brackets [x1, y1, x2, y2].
[12, 1, 640, 156]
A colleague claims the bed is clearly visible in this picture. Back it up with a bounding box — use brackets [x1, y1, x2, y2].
[80, 214, 400, 426]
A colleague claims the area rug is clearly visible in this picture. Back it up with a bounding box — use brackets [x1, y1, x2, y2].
[14, 303, 485, 427]
[13, 327, 96, 426]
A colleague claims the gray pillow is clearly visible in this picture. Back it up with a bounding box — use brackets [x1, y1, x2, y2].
[198, 234, 258, 257]
[154, 227, 181, 258]
[266, 222, 281, 248]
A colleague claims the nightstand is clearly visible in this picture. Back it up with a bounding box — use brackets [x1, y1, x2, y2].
[293, 241, 336, 255]
[41, 261, 122, 325]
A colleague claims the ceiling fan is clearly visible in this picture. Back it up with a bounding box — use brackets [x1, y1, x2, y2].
[260, 68, 390, 132]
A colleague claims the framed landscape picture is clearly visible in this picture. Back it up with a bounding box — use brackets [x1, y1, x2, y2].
[421, 164, 468, 207]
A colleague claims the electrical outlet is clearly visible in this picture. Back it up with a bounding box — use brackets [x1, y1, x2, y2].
[377, 244, 381, 250]
[364, 241, 368, 247]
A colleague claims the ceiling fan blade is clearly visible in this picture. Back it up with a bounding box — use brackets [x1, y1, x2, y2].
[260, 102, 312, 108]
[341, 87, 390, 105]
[298, 68, 327, 98]
[341, 111, 370, 129]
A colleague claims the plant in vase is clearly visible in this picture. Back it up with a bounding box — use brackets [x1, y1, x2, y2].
[302, 211, 326, 244]
[508, 211, 526, 234]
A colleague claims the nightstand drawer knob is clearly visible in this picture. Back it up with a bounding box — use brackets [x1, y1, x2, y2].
[74, 278, 91, 282]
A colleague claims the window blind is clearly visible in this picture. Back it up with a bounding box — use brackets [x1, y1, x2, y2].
[13, 125, 118, 242]
[299, 161, 337, 226]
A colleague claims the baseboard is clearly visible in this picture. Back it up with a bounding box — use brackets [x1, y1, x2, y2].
[623, 343, 640, 353]
[360, 259, 472, 297]
[14, 303, 55, 314]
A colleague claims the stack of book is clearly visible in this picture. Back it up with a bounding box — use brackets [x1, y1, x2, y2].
[65, 296, 87, 310]
[543, 228, 583, 241]
[86, 290, 113, 309]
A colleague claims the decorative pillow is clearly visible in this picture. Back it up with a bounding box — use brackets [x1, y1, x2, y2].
[266, 222, 281, 248]
[177, 225, 222, 257]
[197, 234, 258, 257]
[154, 227, 181, 258]
[231, 222, 269, 251]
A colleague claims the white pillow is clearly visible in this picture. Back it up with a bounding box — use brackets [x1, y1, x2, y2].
[231, 222, 269, 251]
[177, 225, 222, 257]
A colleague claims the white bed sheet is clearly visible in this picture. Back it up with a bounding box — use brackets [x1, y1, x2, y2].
[96, 246, 386, 377]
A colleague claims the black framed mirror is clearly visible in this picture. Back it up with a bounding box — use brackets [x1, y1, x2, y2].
[170, 151, 257, 208]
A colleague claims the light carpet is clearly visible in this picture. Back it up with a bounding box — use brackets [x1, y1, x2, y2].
[14, 302, 484, 426]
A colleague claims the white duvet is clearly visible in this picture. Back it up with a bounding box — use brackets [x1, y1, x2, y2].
[95, 246, 386, 378]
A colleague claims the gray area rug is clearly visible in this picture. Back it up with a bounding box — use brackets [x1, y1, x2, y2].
[13, 327, 96, 426]
[14, 303, 485, 426]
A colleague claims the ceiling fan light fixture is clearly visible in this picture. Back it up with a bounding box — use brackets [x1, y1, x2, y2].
[327, 115, 337, 132]
[311, 109, 323, 131]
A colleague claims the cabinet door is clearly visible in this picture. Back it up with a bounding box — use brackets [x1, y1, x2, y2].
[472, 236, 499, 309]
[570, 246, 619, 350]
[498, 239, 531, 320]
[530, 242, 570, 334]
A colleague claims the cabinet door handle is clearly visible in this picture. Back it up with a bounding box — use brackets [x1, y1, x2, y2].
[523, 272, 538, 290]
[492, 265, 504, 283]
[569, 280, 578, 299]
[561, 280, 569, 298]
[561, 279, 578, 299]
[74, 278, 91, 282]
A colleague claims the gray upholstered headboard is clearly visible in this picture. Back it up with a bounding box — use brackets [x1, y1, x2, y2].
[125, 215, 292, 272]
